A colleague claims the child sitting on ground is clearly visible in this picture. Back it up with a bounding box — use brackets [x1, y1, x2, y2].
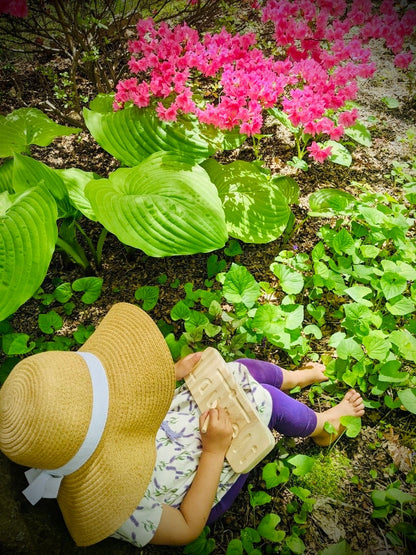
[0, 303, 364, 548]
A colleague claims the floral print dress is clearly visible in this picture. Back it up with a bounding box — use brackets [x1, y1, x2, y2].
[112, 361, 272, 547]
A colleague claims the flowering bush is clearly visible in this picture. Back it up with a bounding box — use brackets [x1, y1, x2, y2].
[114, 0, 415, 163]
[0, 0, 27, 17]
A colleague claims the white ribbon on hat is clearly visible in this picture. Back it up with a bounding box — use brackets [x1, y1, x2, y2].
[22, 352, 109, 505]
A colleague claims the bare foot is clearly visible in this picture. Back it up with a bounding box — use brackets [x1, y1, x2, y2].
[281, 362, 328, 390]
[311, 389, 365, 446]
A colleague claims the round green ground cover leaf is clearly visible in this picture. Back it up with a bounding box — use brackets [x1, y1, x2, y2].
[72, 277, 103, 304]
[270, 263, 304, 294]
[223, 263, 261, 308]
[134, 285, 159, 311]
[0, 107, 80, 158]
[0, 187, 57, 321]
[201, 159, 291, 243]
[398, 388, 416, 414]
[85, 151, 227, 256]
[84, 96, 219, 166]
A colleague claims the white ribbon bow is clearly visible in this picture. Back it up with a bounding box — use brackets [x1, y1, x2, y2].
[22, 352, 109, 505]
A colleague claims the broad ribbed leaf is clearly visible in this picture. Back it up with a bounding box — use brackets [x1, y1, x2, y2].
[0, 187, 58, 320]
[0, 108, 80, 157]
[308, 188, 356, 216]
[56, 167, 99, 220]
[201, 159, 291, 243]
[85, 151, 227, 256]
[13, 153, 75, 217]
[84, 94, 240, 166]
[0, 159, 14, 193]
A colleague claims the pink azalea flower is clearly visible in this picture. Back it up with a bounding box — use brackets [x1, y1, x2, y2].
[394, 52, 413, 69]
[307, 141, 332, 163]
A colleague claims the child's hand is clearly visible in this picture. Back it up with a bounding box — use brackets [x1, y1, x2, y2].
[200, 407, 233, 457]
[174, 352, 203, 380]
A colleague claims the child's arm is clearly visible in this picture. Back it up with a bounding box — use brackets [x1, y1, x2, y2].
[150, 406, 233, 546]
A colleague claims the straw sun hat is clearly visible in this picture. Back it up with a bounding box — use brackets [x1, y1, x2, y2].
[0, 302, 175, 546]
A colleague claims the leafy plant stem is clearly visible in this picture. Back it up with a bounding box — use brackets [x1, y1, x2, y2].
[56, 237, 90, 270]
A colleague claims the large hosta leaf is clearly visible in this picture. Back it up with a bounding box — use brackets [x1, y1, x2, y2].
[308, 188, 356, 217]
[0, 159, 14, 194]
[13, 153, 75, 217]
[0, 108, 80, 157]
[83, 94, 245, 166]
[56, 167, 100, 220]
[0, 187, 58, 320]
[201, 159, 291, 243]
[85, 151, 227, 256]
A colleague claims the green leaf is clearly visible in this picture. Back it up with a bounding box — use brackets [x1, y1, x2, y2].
[223, 264, 260, 308]
[207, 254, 226, 278]
[398, 388, 416, 414]
[13, 153, 74, 217]
[226, 539, 243, 555]
[343, 120, 372, 146]
[57, 167, 99, 220]
[270, 175, 300, 204]
[379, 361, 408, 383]
[84, 95, 239, 166]
[362, 331, 391, 361]
[257, 513, 283, 542]
[323, 140, 352, 167]
[390, 330, 416, 362]
[0, 158, 14, 193]
[287, 454, 316, 476]
[360, 245, 380, 259]
[385, 488, 414, 505]
[86, 152, 227, 256]
[308, 188, 355, 216]
[0, 107, 80, 157]
[201, 159, 291, 243]
[38, 311, 63, 334]
[54, 282, 73, 303]
[344, 285, 373, 306]
[248, 484, 272, 508]
[332, 228, 356, 255]
[72, 277, 103, 304]
[262, 461, 290, 488]
[386, 295, 415, 316]
[2, 333, 35, 355]
[134, 285, 160, 311]
[337, 337, 365, 361]
[0, 187, 58, 321]
[381, 96, 400, 109]
[269, 107, 298, 132]
[224, 239, 243, 256]
[339, 415, 361, 437]
[170, 300, 191, 321]
[184, 525, 216, 555]
[380, 272, 407, 300]
[271, 263, 304, 294]
[252, 304, 284, 335]
[285, 534, 306, 554]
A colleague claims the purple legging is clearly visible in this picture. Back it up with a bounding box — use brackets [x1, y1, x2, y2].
[207, 358, 317, 524]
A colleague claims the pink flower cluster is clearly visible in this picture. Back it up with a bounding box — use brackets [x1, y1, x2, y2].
[0, 0, 28, 17]
[114, 0, 416, 163]
[115, 20, 282, 136]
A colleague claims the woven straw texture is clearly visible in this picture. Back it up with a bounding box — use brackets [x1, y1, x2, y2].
[0, 303, 175, 546]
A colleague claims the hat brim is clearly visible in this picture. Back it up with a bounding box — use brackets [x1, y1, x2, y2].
[58, 303, 175, 546]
